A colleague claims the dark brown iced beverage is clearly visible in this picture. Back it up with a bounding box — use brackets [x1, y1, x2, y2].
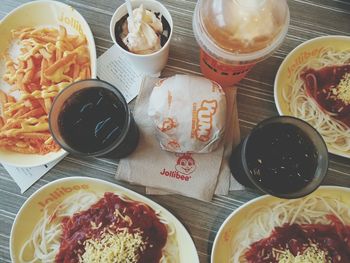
[49, 80, 139, 158]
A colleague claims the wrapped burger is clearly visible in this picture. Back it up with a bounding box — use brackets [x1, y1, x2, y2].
[148, 75, 226, 153]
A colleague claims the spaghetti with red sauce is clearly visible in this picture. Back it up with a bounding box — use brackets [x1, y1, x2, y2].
[55, 192, 168, 263]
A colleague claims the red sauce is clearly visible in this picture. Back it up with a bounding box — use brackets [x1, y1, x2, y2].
[301, 65, 350, 127]
[55, 192, 168, 263]
[245, 215, 350, 263]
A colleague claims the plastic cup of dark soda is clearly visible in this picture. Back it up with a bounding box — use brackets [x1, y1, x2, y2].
[230, 116, 329, 199]
[49, 79, 139, 158]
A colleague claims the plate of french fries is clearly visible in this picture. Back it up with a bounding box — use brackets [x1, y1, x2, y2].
[0, 1, 97, 167]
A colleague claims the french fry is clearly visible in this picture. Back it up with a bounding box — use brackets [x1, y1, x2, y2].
[26, 98, 41, 109]
[0, 90, 7, 107]
[23, 58, 35, 84]
[32, 35, 57, 44]
[37, 99, 47, 114]
[16, 72, 26, 92]
[0, 25, 91, 154]
[13, 107, 30, 118]
[7, 144, 38, 154]
[0, 92, 8, 120]
[44, 98, 52, 114]
[39, 48, 52, 60]
[73, 63, 80, 79]
[45, 52, 76, 76]
[40, 58, 48, 85]
[33, 70, 41, 84]
[20, 132, 51, 140]
[22, 108, 46, 118]
[55, 48, 62, 61]
[1, 120, 21, 131]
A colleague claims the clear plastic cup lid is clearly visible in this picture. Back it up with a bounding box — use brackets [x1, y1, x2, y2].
[197, 0, 289, 59]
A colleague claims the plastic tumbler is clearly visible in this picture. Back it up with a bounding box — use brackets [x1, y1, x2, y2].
[229, 116, 329, 199]
[193, 0, 290, 87]
[49, 79, 139, 158]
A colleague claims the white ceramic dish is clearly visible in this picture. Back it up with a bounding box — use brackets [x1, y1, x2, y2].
[274, 36, 350, 159]
[10, 177, 199, 263]
[211, 186, 350, 262]
[0, 0, 97, 167]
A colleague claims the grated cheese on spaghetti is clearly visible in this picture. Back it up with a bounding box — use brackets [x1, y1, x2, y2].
[334, 72, 350, 105]
[79, 228, 146, 263]
[275, 245, 331, 263]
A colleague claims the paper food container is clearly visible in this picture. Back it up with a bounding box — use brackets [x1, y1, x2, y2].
[0, 0, 97, 167]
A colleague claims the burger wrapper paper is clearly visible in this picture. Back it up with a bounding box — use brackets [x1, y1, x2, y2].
[148, 75, 227, 153]
[116, 77, 243, 201]
[146, 83, 243, 195]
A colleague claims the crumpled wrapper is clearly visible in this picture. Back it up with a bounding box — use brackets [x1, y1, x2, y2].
[148, 74, 226, 153]
[116, 76, 244, 202]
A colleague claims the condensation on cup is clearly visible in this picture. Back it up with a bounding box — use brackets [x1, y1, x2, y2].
[193, 0, 290, 87]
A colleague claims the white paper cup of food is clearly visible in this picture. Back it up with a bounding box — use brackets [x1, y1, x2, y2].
[110, 0, 173, 74]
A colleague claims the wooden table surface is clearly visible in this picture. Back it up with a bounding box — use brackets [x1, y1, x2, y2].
[1, 0, 350, 262]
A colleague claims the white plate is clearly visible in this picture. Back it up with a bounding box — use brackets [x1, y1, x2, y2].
[0, 0, 97, 167]
[211, 186, 350, 262]
[10, 177, 199, 263]
[274, 36, 350, 159]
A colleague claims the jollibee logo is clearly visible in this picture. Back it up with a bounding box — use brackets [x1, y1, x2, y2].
[287, 47, 325, 79]
[160, 153, 196, 181]
[175, 153, 196, 175]
[58, 13, 84, 35]
[37, 184, 89, 211]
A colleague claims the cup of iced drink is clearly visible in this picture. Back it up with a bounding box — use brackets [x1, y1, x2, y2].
[49, 79, 139, 158]
[229, 116, 328, 199]
[193, 0, 290, 87]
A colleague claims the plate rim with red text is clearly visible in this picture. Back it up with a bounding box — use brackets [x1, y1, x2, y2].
[10, 176, 199, 263]
[211, 185, 350, 263]
[274, 35, 350, 159]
